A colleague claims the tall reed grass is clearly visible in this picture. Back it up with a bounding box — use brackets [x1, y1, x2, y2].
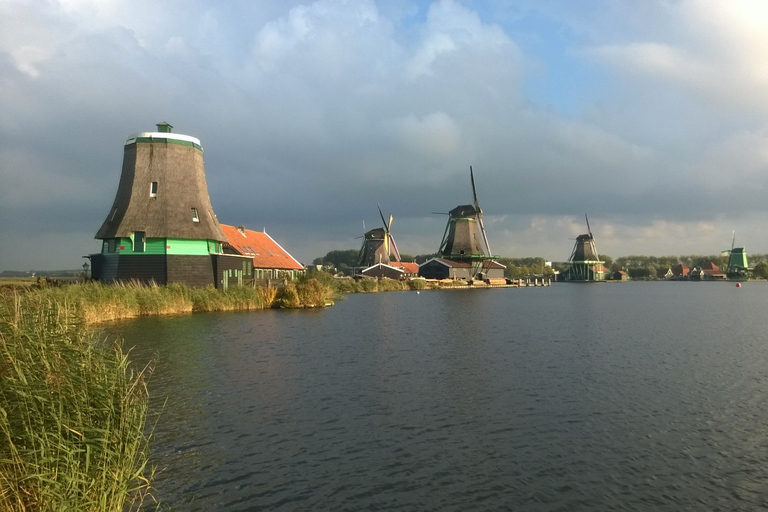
[0, 292, 153, 511]
[12, 279, 335, 325]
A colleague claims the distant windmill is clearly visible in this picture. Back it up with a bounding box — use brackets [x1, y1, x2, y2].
[724, 231, 752, 279]
[435, 166, 494, 279]
[357, 205, 401, 267]
[563, 214, 604, 281]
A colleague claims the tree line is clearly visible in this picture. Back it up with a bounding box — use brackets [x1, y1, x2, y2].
[313, 249, 768, 280]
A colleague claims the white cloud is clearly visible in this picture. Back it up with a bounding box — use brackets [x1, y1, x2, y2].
[589, 0, 768, 115]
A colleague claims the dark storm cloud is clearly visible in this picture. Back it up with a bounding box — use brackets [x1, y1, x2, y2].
[2, 0, 768, 269]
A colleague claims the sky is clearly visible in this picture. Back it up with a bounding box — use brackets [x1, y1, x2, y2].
[2, 0, 768, 270]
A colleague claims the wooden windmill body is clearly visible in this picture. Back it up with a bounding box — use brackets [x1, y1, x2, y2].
[724, 232, 752, 279]
[425, 166, 496, 282]
[89, 123, 248, 287]
[563, 215, 605, 281]
[357, 206, 401, 268]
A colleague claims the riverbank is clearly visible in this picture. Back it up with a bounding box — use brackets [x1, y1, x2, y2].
[0, 277, 337, 325]
[0, 292, 153, 510]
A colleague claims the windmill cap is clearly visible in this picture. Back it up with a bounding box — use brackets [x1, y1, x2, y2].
[124, 123, 201, 147]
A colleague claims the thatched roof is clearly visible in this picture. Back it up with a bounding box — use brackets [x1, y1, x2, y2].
[96, 134, 226, 242]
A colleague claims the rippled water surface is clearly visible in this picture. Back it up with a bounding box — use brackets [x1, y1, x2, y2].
[113, 282, 768, 510]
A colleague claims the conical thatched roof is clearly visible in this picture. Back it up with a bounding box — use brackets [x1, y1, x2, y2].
[95, 128, 226, 242]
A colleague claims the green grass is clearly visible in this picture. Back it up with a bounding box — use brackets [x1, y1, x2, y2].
[0, 292, 154, 511]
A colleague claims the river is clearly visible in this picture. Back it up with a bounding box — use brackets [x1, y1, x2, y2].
[112, 282, 768, 510]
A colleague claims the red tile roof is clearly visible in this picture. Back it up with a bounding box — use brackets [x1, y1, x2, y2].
[220, 224, 304, 270]
[390, 262, 419, 274]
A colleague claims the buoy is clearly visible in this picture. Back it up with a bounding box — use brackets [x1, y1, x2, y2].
[736, 282, 742, 288]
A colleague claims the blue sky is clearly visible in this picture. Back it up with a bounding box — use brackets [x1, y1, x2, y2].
[2, 0, 768, 270]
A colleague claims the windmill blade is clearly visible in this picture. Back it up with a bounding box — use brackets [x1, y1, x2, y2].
[585, 214, 592, 238]
[470, 165, 480, 210]
[378, 204, 389, 232]
[432, 211, 449, 215]
[478, 215, 492, 256]
[390, 234, 401, 262]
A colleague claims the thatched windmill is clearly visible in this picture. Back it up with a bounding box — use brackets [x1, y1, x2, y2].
[435, 166, 494, 278]
[563, 215, 605, 281]
[90, 122, 244, 287]
[357, 205, 401, 267]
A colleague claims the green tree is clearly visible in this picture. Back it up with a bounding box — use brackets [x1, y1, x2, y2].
[753, 261, 768, 279]
[313, 249, 360, 270]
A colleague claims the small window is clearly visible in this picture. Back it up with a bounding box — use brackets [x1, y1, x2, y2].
[191, 208, 199, 222]
[150, 182, 158, 197]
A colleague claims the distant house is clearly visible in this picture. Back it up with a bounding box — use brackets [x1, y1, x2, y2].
[418, 258, 505, 281]
[656, 268, 673, 280]
[592, 264, 609, 278]
[672, 263, 690, 280]
[611, 270, 629, 281]
[700, 262, 726, 280]
[689, 262, 726, 281]
[220, 224, 305, 282]
[359, 262, 405, 280]
[390, 261, 419, 278]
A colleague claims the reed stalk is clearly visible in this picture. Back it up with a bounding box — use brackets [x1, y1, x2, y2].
[0, 292, 154, 511]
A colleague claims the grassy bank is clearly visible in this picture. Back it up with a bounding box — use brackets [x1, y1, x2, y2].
[1, 277, 336, 325]
[0, 293, 153, 511]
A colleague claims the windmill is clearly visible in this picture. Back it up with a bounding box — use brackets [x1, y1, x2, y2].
[723, 231, 752, 279]
[436, 166, 494, 280]
[357, 205, 401, 268]
[563, 214, 605, 281]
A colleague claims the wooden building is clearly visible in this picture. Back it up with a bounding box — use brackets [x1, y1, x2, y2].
[359, 263, 405, 280]
[220, 224, 305, 283]
[90, 123, 248, 287]
[390, 262, 419, 278]
[418, 258, 505, 281]
[672, 263, 690, 280]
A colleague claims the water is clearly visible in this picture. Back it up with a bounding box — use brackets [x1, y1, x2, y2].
[111, 282, 768, 510]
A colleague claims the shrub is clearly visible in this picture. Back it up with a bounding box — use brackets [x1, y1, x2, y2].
[296, 278, 329, 307]
[272, 283, 300, 309]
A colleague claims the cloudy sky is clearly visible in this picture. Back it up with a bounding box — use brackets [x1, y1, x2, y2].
[2, 0, 768, 270]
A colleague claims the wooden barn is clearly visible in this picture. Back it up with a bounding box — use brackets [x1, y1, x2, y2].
[359, 262, 405, 280]
[90, 123, 248, 288]
[418, 258, 505, 281]
[220, 224, 305, 283]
